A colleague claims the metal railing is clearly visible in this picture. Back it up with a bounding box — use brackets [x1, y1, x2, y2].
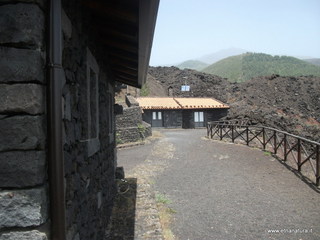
[207, 121, 320, 186]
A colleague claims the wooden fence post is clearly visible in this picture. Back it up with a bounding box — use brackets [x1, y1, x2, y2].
[273, 130, 277, 154]
[246, 126, 249, 146]
[231, 125, 234, 143]
[284, 134, 287, 161]
[297, 139, 301, 172]
[262, 127, 266, 150]
[316, 145, 319, 186]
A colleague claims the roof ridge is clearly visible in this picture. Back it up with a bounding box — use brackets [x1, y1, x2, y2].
[173, 97, 183, 108]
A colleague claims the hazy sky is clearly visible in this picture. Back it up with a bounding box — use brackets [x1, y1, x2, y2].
[149, 0, 320, 66]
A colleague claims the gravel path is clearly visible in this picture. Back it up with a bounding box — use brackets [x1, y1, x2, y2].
[118, 129, 320, 240]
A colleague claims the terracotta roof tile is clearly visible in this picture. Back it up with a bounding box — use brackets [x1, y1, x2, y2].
[174, 98, 229, 109]
[136, 97, 229, 110]
[136, 97, 181, 109]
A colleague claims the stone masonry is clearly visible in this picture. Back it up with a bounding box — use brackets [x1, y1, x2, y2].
[0, 1, 49, 239]
[116, 96, 152, 144]
[62, 2, 118, 239]
[0, 1, 120, 239]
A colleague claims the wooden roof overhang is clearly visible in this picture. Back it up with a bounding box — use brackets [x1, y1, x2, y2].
[81, 0, 159, 88]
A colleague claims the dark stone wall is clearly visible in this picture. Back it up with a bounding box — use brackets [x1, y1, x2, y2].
[142, 111, 153, 125]
[0, 1, 49, 239]
[116, 106, 143, 129]
[61, 4, 117, 240]
[143, 109, 228, 128]
[182, 110, 194, 128]
[116, 121, 152, 144]
[0, 1, 119, 239]
[183, 109, 228, 128]
[206, 109, 229, 122]
[116, 106, 152, 144]
[163, 110, 182, 128]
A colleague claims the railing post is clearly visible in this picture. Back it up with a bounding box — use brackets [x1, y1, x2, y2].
[297, 139, 301, 172]
[211, 125, 217, 138]
[231, 125, 234, 143]
[262, 127, 266, 150]
[316, 145, 319, 186]
[273, 130, 277, 154]
[246, 126, 249, 146]
[283, 134, 287, 161]
[220, 125, 223, 140]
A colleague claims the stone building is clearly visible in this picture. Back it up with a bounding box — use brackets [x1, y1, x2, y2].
[0, 1, 159, 240]
[137, 97, 229, 128]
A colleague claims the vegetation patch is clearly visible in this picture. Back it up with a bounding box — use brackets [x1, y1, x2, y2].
[140, 83, 149, 96]
[263, 151, 272, 157]
[202, 52, 320, 82]
[156, 193, 171, 204]
[155, 192, 176, 240]
[116, 132, 123, 145]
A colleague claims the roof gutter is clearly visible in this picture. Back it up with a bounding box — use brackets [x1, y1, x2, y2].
[137, 0, 160, 88]
[47, 0, 66, 239]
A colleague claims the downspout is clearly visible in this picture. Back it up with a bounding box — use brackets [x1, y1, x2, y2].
[48, 0, 66, 239]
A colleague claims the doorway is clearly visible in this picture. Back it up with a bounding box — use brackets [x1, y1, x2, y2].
[194, 111, 204, 127]
[152, 111, 163, 127]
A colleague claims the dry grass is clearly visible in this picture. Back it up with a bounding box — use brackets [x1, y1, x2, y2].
[151, 130, 164, 138]
[156, 193, 176, 240]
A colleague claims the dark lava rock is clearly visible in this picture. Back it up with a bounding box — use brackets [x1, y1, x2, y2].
[147, 67, 320, 142]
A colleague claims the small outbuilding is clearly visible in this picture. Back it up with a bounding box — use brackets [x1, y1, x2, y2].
[136, 97, 229, 128]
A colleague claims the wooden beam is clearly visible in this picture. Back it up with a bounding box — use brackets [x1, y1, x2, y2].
[110, 57, 138, 70]
[115, 76, 135, 86]
[111, 65, 138, 76]
[107, 50, 138, 63]
[82, 0, 138, 24]
[92, 17, 138, 36]
[102, 39, 137, 53]
[100, 28, 138, 42]
[114, 70, 138, 80]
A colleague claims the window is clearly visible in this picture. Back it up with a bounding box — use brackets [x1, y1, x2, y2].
[152, 111, 162, 120]
[89, 69, 97, 138]
[80, 48, 100, 157]
[181, 85, 190, 91]
[194, 112, 204, 122]
[151, 111, 163, 127]
[107, 83, 114, 144]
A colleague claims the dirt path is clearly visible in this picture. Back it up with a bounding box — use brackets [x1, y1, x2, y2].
[117, 129, 320, 240]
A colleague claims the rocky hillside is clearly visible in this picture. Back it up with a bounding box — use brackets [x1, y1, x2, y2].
[227, 75, 320, 141]
[147, 66, 230, 101]
[146, 66, 320, 142]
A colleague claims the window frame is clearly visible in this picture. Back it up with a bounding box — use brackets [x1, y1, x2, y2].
[80, 48, 100, 157]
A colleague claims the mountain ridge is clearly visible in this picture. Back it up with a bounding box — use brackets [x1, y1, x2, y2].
[202, 52, 320, 82]
[176, 60, 209, 71]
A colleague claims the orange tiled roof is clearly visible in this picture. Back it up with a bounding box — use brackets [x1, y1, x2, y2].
[174, 98, 229, 109]
[136, 97, 181, 109]
[136, 97, 229, 110]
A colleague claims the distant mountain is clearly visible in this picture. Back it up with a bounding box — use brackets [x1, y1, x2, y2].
[303, 58, 320, 66]
[176, 60, 209, 71]
[202, 53, 320, 82]
[197, 48, 248, 64]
